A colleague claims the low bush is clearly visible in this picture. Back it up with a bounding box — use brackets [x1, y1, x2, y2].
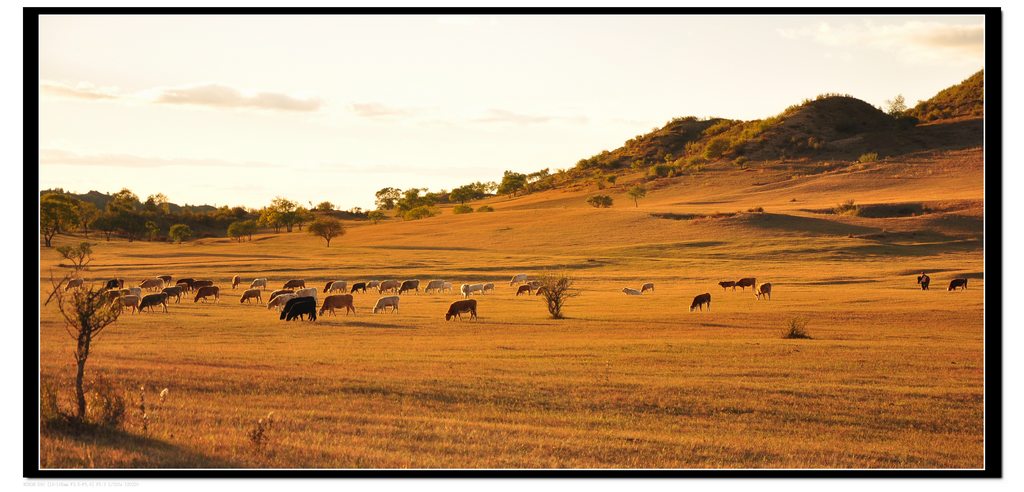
[476, 205, 495, 212]
[586, 195, 614, 208]
[781, 318, 812, 339]
[834, 199, 860, 216]
[858, 152, 879, 163]
[452, 204, 473, 214]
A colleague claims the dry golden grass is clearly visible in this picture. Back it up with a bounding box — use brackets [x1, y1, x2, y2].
[38, 149, 985, 469]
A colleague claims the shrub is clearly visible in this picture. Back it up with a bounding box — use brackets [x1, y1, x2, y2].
[649, 163, 674, 179]
[248, 411, 276, 451]
[536, 272, 580, 319]
[733, 156, 749, 168]
[606, 175, 617, 184]
[834, 199, 860, 216]
[858, 152, 879, 163]
[477, 205, 495, 212]
[586, 195, 613, 208]
[703, 136, 731, 159]
[40, 379, 68, 428]
[747, 206, 765, 213]
[88, 377, 127, 428]
[781, 318, 812, 339]
[452, 204, 473, 214]
[402, 206, 438, 220]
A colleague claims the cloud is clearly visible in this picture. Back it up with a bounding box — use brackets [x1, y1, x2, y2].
[39, 149, 275, 169]
[350, 102, 418, 118]
[777, 20, 984, 61]
[474, 109, 553, 125]
[40, 81, 120, 100]
[153, 84, 323, 112]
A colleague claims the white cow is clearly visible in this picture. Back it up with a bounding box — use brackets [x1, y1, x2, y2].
[509, 274, 528, 286]
[250, 278, 268, 290]
[373, 295, 400, 314]
[424, 279, 446, 294]
[460, 283, 485, 298]
[622, 288, 642, 296]
[295, 287, 318, 301]
[268, 293, 298, 310]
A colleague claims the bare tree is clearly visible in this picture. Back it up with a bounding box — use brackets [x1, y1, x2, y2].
[46, 273, 122, 421]
[537, 272, 580, 319]
[55, 242, 93, 271]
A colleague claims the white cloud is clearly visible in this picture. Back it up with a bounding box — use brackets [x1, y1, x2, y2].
[40, 80, 324, 112]
[39, 149, 275, 169]
[777, 20, 983, 62]
[350, 102, 418, 118]
[40, 80, 121, 100]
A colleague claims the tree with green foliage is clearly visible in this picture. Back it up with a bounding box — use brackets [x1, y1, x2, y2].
[368, 210, 387, 224]
[76, 201, 100, 238]
[227, 219, 259, 242]
[114, 212, 147, 242]
[258, 207, 282, 233]
[403, 206, 437, 221]
[885, 94, 907, 116]
[703, 136, 731, 160]
[294, 207, 314, 231]
[375, 187, 402, 210]
[308, 216, 345, 247]
[498, 171, 528, 198]
[107, 188, 139, 214]
[169, 224, 193, 244]
[315, 201, 335, 212]
[145, 221, 160, 241]
[92, 214, 117, 242]
[477, 205, 495, 212]
[40, 193, 81, 247]
[627, 185, 647, 207]
[56, 242, 93, 270]
[586, 195, 614, 208]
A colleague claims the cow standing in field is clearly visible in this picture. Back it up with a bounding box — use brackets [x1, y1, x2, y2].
[280, 297, 317, 321]
[510, 274, 528, 286]
[139, 293, 169, 313]
[425, 280, 446, 294]
[319, 294, 356, 316]
[250, 278, 268, 290]
[917, 273, 931, 290]
[378, 280, 401, 294]
[373, 296, 400, 314]
[192, 280, 214, 290]
[718, 281, 736, 291]
[445, 299, 478, 321]
[735, 278, 756, 291]
[139, 278, 165, 292]
[640, 283, 655, 294]
[948, 278, 968, 291]
[755, 283, 772, 300]
[516, 285, 533, 296]
[622, 288, 642, 296]
[482, 283, 495, 294]
[232, 275, 241, 289]
[240, 288, 263, 304]
[156, 275, 173, 284]
[399, 280, 420, 295]
[283, 279, 306, 290]
[690, 293, 712, 312]
[325, 281, 347, 293]
[461, 283, 484, 298]
[176, 278, 196, 292]
[113, 295, 139, 314]
[104, 279, 124, 291]
[268, 289, 294, 303]
[350, 282, 367, 294]
[193, 286, 220, 303]
[162, 286, 184, 303]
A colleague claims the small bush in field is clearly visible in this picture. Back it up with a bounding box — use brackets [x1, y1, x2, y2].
[586, 195, 614, 208]
[747, 206, 764, 213]
[834, 199, 860, 216]
[88, 377, 127, 428]
[248, 411, 276, 451]
[858, 152, 879, 163]
[476, 205, 495, 212]
[781, 318, 812, 339]
[452, 204, 473, 214]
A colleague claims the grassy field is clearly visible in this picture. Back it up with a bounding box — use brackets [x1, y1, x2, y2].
[37, 148, 986, 469]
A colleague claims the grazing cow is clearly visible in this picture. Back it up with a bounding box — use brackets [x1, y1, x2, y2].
[640, 282, 655, 294]
[460, 283, 484, 298]
[113, 295, 139, 314]
[735, 278, 756, 291]
[139, 278, 165, 292]
[755, 282, 772, 300]
[65, 278, 84, 291]
[176, 278, 195, 293]
[948, 278, 968, 291]
[917, 273, 931, 291]
[516, 285, 533, 296]
[193, 285, 220, 303]
[719, 281, 736, 291]
[399, 280, 421, 295]
[509, 274, 528, 286]
[319, 294, 356, 316]
[104, 279, 124, 291]
[366, 280, 381, 289]
[373, 296, 400, 314]
[445, 299, 478, 321]
[232, 275, 241, 289]
[157, 275, 173, 284]
[350, 282, 367, 294]
[378, 280, 401, 294]
[192, 280, 214, 290]
[482, 283, 495, 294]
[442, 282, 454, 293]
[161, 286, 184, 303]
[240, 288, 262, 304]
[283, 279, 306, 290]
[139, 293, 169, 313]
[295, 288, 318, 301]
[280, 297, 317, 322]
[689, 293, 712, 312]
[622, 288, 642, 296]
[535, 286, 548, 296]
[268, 289, 294, 302]
[425, 280, 446, 294]
[268, 293, 298, 310]
[250, 278, 268, 290]
[324, 280, 347, 293]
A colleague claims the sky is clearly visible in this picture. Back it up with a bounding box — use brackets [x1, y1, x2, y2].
[37, 14, 985, 211]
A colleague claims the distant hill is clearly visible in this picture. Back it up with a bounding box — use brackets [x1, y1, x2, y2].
[908, 70, 984, 122]
[41, 189, 218, 213]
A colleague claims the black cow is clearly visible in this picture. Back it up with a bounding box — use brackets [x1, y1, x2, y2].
[690, 293, 712, 312]
[948, 278, 968, 291]
[350, 282, 367, 293]
[104, 279, 124, 290]
[280, 297, 317, 322]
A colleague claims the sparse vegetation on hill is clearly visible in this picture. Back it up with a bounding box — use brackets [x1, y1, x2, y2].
[908, 70, 984, 122]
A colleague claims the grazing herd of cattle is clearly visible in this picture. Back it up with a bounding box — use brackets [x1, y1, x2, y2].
[71, 270, 971, 323]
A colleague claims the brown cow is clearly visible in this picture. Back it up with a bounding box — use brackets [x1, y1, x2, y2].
[640, 282, 655, 294]
[399, 280, 420, 295]
[917, 273, 931, 290]
[718, 281, 736, 290]
[755, 282, 772, 300]
[193, 286, 220, 303]
[319, 294, 356, 316]
[283, 279, 306, 289]
[192, 280, 214, 290]
[378, 279, 401, 294]
[735, 278, 756, 290]
[139, 293, 168, 313]
[176, 278, 196, 292]
[516, 284, 533, 296]
[948, 278, 968, 291]
[445, 299, 478, 321]
[157, 275, 173, 284]
[139, 278, 165, 291]
[232, 275, 241, 289]
[240, 288, 262, 304]
[268, 289, 294, 302]
[162, 286, 184, 303]
[690, 293, 711, 312]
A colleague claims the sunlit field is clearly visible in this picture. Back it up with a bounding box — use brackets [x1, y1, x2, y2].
[38, 148, 985, 469]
